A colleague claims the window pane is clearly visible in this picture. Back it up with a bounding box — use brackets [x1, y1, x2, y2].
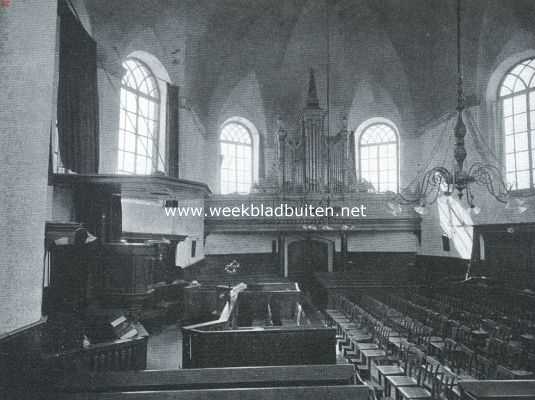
[502, 75, 517, 92]
[139, 97, 149, 118]
[517, 170, 530, 189]
[138, 117, 151, 137]
[514, 113, 527, 132]
[135, 156, 147, 174]
[506, 154, 516, 172]
[125, 91, 137, 112]
[124, 112, 136, 132]
[501, 59, 535, 190]
[117, 58, 160, 175]
[361, 147, 368, 160]
[137, 137, 147, 156]
[519, 67, 535, 89]
[515, 133, 528, 152]
[516, 151, 529, 171]
[125, 132, 136, 153]
[505, 135, 515, 154]
[504, 116, 514, 134]
[503, 98, 513, 117]
[506, 172, 516, 189]
[220, 121, 254, 194]
[358, 123, 398, 192]
[513, 95, 526, 114]
[123, 153, 135, 173]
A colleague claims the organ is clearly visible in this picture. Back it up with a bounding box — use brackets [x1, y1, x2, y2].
[264, 69, 359, 194]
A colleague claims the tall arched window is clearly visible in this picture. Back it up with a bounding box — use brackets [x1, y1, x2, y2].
[358, 120, 399, 193]
[220, 121, 254, 194]
[118, 58, 160, 175]
[499, 58, 535, 190]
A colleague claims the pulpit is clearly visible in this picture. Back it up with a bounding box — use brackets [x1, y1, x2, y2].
[92, 243, 160, 308]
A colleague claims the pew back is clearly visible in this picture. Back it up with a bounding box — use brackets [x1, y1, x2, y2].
[55, 364, 356, 392]
[53, 386, 372, 400]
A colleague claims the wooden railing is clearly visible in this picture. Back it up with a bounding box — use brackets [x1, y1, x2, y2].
[43, 325, 148, 373]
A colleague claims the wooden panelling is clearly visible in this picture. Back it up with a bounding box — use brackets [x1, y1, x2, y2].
[336, 251, 416, 281]
[183, 254, 280, 284]
[0, 318, 48, 388]
[91, 243, 160, 307]
[52, 385, 371, 400]
[415, 255, 469, 284]
[182, 327, 336, 368]
[474, 224, 535, 290]
[54, 364, 356, 392]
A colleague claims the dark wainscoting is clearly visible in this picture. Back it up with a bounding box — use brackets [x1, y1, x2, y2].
[0, 318, 48, 389]
[414, 255, 469, 285]
[183, 254, 280, 284]
[473, 223, 535, 290]
[335, 252, 417, 281]
[183, 327, 336, 368]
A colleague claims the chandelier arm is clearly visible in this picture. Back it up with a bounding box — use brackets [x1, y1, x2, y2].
[467, 163, 510, 203]
[397, 166, 453, 205]
[426, 183, 442, 206]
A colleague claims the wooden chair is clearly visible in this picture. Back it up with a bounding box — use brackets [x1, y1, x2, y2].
[454, 344, 475, 379]
[376, 346, 407, 392]
[473, 354, 495, 380]
[384, 360, 421, 400]
[395, 362, 436, 400]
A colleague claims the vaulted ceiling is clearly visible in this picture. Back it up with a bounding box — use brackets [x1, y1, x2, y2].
[84, 0, 535, 135]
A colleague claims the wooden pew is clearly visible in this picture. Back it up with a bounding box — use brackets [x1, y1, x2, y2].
[51, 385, 372, 400]
[54, 364, 356, 392]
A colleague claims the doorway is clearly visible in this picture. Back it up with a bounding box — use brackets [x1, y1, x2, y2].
[287, 239, 330, 292]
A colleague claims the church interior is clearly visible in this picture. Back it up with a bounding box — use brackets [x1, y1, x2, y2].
[4, 0, 535, 398]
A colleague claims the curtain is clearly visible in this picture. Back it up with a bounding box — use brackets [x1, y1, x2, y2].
[166, 83, 180, 178]
[57, 0, 99, 174]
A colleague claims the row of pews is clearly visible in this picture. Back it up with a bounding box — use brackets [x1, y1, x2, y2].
[324, 292, 535, 399]
[29, 365, 372, 400]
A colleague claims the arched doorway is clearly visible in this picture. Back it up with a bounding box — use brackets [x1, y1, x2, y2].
[287, 239, 330, 292]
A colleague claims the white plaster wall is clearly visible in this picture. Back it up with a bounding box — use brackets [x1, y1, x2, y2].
[205, 233, 277, 255]
[0, 0, 58, 334]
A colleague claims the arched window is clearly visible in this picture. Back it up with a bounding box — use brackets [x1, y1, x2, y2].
[118, 58, 160, 175]
[499, 58, 535, 190]
[358, 120, 399, 193]
[220, 121, 254, 194]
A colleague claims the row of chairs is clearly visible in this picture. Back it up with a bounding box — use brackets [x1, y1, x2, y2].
[326, 294, 463, 400]
[390, 290, 535, 373]
[360, 291, 535, 379]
